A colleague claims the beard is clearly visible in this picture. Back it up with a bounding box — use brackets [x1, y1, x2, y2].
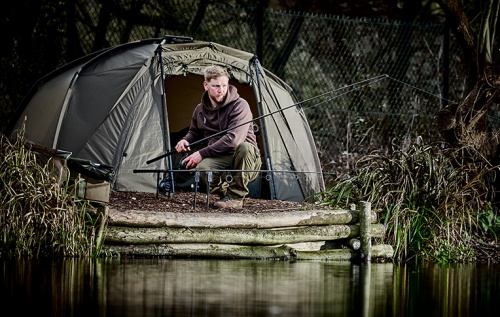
[211, 93, 226, 105]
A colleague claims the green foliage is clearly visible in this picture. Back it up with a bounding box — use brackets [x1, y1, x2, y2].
[477, 203, 500, 238]
[0, 124, 97, 258]
[315, 137, 499, 263]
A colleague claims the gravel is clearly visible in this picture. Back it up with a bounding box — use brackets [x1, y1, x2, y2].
[109, 190, 328, 214]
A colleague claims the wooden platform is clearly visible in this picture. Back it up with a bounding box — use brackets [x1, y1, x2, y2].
[98, 202, 394, 262]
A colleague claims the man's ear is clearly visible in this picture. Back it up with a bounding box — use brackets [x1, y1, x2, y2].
[203, 81, 208, 90]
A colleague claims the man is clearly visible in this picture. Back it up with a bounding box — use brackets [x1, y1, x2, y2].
[175, 65, 261, 208]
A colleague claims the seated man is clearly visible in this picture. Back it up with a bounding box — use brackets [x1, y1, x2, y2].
[174, 65, 261, 208]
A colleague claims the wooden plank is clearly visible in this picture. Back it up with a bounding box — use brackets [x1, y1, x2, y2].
[102, 243, 394, 261]
[103, 244, 297, 260]
[107, 208, 378, 228]
[104, 223, 386, 245]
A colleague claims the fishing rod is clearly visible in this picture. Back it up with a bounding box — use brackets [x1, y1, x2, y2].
[133, 168, 337, 201]
[145, 74, 388, 165]
[134, 168, 333, 175]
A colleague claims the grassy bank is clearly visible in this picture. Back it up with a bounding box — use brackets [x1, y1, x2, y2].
[316, 138, 500, 263]
[2, 126, 499, 262]
[0, 126, 99, 258]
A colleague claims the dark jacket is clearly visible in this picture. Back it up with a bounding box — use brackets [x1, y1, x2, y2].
[183, 85, 258, 158]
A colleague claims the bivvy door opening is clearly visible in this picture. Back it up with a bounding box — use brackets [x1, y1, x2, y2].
[164, 73, 270, 199]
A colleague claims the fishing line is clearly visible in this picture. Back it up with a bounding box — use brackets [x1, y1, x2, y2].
[385, 75, 458, 105]
[145, 74, 389, 164]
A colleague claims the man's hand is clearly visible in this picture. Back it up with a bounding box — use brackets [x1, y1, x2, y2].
[175, 139, 191, 153]
[182, 151, 202, 169]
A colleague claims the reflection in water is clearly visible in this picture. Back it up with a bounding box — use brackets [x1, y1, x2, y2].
[392, 262, 499, 317]
[97, 259, 390, 316]
[0, 257, 498, 316]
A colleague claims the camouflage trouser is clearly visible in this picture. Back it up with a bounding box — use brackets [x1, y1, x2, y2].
[196, 142, 261, 200]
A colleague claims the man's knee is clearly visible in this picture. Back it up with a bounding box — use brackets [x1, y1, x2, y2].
[196, 160, 210, 170]
[234, 143, 261, 172]
[235, 142, 254, 156]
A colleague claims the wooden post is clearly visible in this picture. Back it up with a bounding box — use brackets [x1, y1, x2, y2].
[359, 201, 372, 262]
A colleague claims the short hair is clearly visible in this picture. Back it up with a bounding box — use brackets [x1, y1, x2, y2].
[204, 65, 229, 81]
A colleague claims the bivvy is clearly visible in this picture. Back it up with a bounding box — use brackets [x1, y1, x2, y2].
[9, 36, 325, 202]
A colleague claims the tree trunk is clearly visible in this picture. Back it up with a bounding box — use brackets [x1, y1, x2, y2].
[271, 14, 304, 78]
[102, 242, 393, 261]
[296, 244, 394, 261]
[103, 243, 297, 260]
[435, 0, 500, 163]
[108, 208, 377, 228]
[436, 0, 479, 88]
[104, 223, 386, 245]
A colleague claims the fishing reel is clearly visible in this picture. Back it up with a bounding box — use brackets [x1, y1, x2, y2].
[177, 153, 189, 170]
[158, 176, 172, 194]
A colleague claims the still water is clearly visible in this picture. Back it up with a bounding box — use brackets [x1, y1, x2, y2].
[1, 257, 498, 317]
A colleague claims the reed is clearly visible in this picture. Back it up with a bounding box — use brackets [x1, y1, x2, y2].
[0, 124, 96, 258]
[316, 137, 500, 263]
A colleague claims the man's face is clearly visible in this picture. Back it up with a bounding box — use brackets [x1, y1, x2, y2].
[204, 76, 229, 105]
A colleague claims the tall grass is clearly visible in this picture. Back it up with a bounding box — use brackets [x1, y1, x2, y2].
[316, 138, 500, 263]
[0, 125, 97, 258]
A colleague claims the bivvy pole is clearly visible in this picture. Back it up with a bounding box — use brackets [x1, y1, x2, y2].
[252, 57, 278, 199]
[156, 38, 175, 195]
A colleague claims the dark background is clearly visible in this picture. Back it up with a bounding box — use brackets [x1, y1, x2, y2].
[0, 0, 466, 183]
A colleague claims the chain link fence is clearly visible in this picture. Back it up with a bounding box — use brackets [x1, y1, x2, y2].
[2, 0, 465, 187]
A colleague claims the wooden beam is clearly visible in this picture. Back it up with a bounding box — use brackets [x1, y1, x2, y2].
[105, 223, 386, 245]
[107, 208, 378, 228]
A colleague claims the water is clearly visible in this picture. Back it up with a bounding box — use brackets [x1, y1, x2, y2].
[1, 258, 498, 316]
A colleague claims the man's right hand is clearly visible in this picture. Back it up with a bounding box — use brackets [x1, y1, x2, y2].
[182, 151, 202, 169]
[175, 139, 191, 153]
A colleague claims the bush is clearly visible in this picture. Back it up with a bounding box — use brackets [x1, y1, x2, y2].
[0, 124, 97, 258]
[315, 137, 500, 263]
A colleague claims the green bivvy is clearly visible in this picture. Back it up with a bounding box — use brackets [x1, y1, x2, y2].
[8, 36, 324, 202]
